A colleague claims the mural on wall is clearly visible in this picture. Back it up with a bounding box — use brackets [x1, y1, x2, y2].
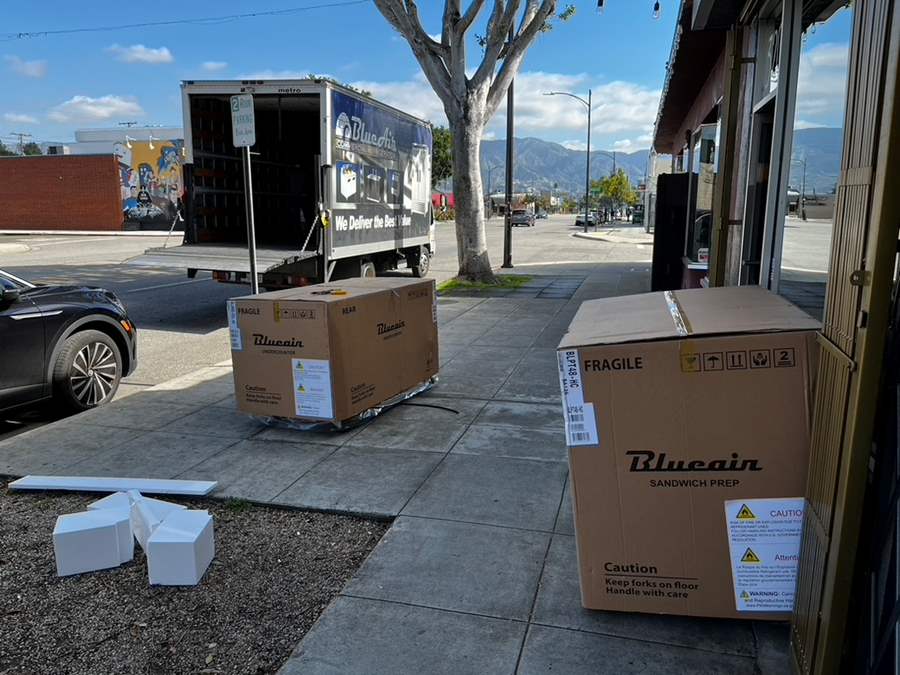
[113, 139, 184, 226]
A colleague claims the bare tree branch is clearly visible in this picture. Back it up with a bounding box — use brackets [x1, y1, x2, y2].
[458, 0, 488, 35]
[470, 0, 520, 90]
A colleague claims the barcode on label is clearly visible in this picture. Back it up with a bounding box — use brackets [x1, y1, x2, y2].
[570, 431, 593, 443]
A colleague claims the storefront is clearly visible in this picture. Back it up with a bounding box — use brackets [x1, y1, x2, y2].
[651, 0, 850, 318]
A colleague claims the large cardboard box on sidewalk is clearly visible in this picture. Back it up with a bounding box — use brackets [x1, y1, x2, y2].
[228, 277, 438, 425]
[557, 286, 819, 620]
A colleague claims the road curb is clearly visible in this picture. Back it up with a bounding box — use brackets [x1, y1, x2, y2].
[0, 230, 181, 237]
[0, 243, 31, 253]
[572, 232, 652, 245]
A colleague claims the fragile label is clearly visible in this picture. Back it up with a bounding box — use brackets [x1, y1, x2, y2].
[724, 498, 804, 612]
[557, 349, 598, 446]
[226, 301, 242, 351]
[291, 358, 334, 419]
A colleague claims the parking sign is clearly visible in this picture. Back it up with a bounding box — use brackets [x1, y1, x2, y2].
[230, 94, 255, 147]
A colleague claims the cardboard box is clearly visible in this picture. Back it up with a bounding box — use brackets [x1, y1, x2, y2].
[228, 277, 438, 424]
[557, 286, 819, 619]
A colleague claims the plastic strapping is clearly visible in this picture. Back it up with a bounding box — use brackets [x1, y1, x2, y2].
[663, 290, 691, 337]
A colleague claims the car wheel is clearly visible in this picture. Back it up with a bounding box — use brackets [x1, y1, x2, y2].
[52, 330, 122, 412]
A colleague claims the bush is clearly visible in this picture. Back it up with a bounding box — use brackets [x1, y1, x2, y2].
[435, 208, 456, 222]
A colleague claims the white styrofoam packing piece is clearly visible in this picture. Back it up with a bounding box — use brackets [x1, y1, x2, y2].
[8, 475, 217, 496]
[129, 495, 185, 551]
[87, 491, 132, 511]
[53, 510, 131, 576]
[147, 510, 215, 585]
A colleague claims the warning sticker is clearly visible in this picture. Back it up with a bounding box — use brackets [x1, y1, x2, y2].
[291, 358, 334, 419]
[725, 498, 804, 612]
[557, 349, 598, 446]
[226, 301, 242, 351]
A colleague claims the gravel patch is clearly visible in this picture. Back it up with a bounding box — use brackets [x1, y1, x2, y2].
[0, 481, 388, 674]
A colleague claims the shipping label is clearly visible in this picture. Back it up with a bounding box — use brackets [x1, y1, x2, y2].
[226, 301, 242, 351]
[557, 349, 598, 446]
[724, 498, 804, 612]
[291, 358, 334, 420]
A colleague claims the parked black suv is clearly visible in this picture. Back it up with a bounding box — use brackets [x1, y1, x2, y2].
[0, 269, 137, 414]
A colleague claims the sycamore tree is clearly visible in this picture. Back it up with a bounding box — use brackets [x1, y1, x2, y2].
[373, 1, 574, 281]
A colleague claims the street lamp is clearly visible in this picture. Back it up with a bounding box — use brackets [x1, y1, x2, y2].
[544, 90, 592, 233]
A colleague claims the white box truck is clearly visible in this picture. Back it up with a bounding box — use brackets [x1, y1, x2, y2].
[135, 79, 434, 285]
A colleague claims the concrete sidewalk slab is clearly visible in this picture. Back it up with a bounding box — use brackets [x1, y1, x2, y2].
[495, 348, 561, 404]
[450, 425, 567, 463]
[65, 431, 236, 478]
[273, 446, 444, 517]
[533, 536, 756, 655]
[518, 625, 757, 675]
[402, 454, 567, 531]
[178, 439, 336, 502]
[344, 516, 549, 620]
[555, 477, 575, 535]
[473, 400, 564, 431]
[280, 596, 525, 675]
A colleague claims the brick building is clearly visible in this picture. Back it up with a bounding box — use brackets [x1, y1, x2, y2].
[0, 155, 123, 231]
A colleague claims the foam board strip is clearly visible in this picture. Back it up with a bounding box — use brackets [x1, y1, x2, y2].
[8, 476, 217, 496]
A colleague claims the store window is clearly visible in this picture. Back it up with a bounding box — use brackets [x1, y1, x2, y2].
[685, 121, 720, 264]
[776, 5, 852, 318]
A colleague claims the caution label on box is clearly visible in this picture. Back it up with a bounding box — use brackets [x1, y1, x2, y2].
[724, 497, 804, 612]
[291, 358, 334, 419]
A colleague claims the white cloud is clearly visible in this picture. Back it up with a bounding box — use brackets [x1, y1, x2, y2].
[352, 70, 660, 147]
[4, 112, 38, 124]
[201, 61, 227, 72]
[428, 33, 442, 42]
[48, 95, 144, 123]
[562, 140, 587, 151]
[239, 69, 310, 79]
[795, 42, 849, 124]
[107, 44, 174, 64]
[351, 72, 445, 124]
[4, 55, 47, 78]
[794, 119, 828, 130]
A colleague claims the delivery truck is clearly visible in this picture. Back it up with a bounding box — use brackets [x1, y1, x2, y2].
[134, 79, 434, 286]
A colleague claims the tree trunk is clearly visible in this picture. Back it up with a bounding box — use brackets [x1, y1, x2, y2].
[448, 115, 496, 282]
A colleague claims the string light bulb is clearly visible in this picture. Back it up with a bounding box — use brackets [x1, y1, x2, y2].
[652, 1, 661, 19]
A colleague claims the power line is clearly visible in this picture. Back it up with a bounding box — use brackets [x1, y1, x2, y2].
[1, 0, 370, 42]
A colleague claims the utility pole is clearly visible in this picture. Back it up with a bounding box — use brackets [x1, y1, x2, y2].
[8, 132, 32, 155]
[502, 23, 514, 269]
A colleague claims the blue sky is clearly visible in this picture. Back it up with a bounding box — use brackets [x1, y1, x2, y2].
[1, 1, 851, 151]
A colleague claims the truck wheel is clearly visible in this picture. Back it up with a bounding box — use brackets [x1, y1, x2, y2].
[52, 330, 122, 412]
[411, 246, 430, 278]
[360, 261, 377, 278]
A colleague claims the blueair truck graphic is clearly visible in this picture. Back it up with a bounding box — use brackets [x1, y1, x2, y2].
[136, 79, 434, 286]
[330, 89, 433, 248]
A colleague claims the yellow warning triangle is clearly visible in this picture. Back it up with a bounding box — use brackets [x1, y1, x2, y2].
[736, 504, 757, 520]
[740, 590, 751, 601]
[741, 548, 762, 564]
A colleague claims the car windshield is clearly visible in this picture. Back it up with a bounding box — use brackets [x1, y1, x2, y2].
[0, 270, 34, 290]
[513, 210, 526, 215]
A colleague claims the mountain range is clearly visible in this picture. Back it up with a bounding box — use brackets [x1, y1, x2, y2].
[470, 127, 843, 196]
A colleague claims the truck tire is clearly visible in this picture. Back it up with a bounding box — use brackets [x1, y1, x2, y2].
[411, 246, 430, 278]
[52, 330, 123, 412]
[360, 261, 377, 278]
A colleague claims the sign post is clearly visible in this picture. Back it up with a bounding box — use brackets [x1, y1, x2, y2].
[231, 94, 259, 294]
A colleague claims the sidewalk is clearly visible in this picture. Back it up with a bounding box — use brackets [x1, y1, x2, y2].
[0, 263, 789, 674]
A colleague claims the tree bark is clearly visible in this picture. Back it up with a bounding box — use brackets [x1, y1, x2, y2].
[449, 115, 494, 281]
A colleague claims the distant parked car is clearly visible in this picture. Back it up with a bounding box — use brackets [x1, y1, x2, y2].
[0, 269, 137, 414]
[574, 212, 598, 228]
[510, 209, 535, 227]
[536, 211, 548, 219]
